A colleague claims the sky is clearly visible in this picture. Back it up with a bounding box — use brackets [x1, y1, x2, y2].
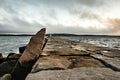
[0, 0, 120, 35]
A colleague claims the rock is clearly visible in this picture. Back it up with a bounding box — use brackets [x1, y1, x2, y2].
[26, 69, 71, 80]
[101, 50, 120, 58]
[6, 53, 20, 59]
[44, 37, 89, 56]
[31, 56, 72, 73]
[91, 54, 120, 71]
[0, 74, 11, 80]
[0, 53, 19, 65]
[0, 60, 17, 77]
[64, 56, 105, 68]
[0, 53, 4, 64]
[26, 36, 120, 80]
[11, 28, 46, 80]
[26, 67, 120, 80]
[19, 28, 46, 65]
[0, 58, 5, 64]
[19, 46, 26, 53]
[0, 53, 3, 59]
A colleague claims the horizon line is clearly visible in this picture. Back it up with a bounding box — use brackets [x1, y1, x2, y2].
[0, 33, 120, 37]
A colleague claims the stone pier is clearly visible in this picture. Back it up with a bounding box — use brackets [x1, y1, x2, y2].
[26, 37, 120, 80]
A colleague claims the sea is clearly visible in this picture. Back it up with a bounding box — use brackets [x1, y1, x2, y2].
[0, 35, 120, 57]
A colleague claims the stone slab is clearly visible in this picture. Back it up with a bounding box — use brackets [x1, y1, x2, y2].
[31, 56, 71, 73]
[91, 54, 120, 71]
[26, 67, 120, 80]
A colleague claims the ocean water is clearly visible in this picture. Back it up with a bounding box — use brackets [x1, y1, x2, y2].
[59, 36, 120, 49]
[0, 36, 120, 57]
[0, 36, 31, 57]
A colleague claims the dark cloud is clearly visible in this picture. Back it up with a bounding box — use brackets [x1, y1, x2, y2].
[77, 0, 103, 6]
[80, 11, 99, 19]
[0, 0, 21, 14]
[13, 17, 31, 27]
[0, 23, 16, 33]
[70, 9, 100, 19]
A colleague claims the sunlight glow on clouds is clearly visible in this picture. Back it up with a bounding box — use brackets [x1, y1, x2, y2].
[0, 0, 120, 35]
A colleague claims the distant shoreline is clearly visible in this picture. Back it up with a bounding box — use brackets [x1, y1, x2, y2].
[0, 33, 120, 37]
[0, 34, 33, 36]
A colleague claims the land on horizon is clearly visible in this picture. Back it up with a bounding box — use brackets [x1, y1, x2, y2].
[0, 33, 120, 37]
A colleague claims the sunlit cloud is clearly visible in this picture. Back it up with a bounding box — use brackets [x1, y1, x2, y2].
[0, 0, 120, 35]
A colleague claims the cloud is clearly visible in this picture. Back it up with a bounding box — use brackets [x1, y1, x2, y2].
[77, 0, 103, 7]
[46, 22, 108, 35]
[101, 18, 120, 35]
[0, 0, 120, 35]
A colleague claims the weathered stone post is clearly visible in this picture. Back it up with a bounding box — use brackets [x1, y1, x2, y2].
[11, 28, 46, 80]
